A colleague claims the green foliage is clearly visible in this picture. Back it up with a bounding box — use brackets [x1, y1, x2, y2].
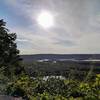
[6, 74, 100, 100]
[0, 19, 20, 66]
[0, 67, 10, 94]
[0, 19, 23, 77]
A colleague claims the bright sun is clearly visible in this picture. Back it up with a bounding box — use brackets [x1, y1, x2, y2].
[37, 10, 54, 28]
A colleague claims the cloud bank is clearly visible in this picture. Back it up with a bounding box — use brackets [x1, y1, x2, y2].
[0, 0, 100, 54]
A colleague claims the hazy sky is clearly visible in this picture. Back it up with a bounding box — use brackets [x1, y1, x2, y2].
[0, 0, 100, 54]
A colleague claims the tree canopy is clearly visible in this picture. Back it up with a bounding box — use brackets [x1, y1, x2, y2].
[0, 19, 20, 66]
[0, 19, 22, 76]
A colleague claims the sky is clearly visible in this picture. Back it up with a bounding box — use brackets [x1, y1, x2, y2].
[0, 0, 100, 54]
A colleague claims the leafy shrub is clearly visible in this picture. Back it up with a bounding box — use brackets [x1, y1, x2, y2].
[5, 74, 100, 100]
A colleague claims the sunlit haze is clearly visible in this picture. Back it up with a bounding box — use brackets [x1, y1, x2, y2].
[37, 10, 54, 28]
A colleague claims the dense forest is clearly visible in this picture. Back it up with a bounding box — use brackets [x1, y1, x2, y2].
[0, 19, 100, 100]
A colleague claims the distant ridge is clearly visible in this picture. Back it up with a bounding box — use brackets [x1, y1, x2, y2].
[20, 54, 100, 63]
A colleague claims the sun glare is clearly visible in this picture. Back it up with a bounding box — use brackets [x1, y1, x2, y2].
[37, 10, 54, 28]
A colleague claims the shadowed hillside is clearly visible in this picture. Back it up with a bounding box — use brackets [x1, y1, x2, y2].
[21, 54, 100, 63]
